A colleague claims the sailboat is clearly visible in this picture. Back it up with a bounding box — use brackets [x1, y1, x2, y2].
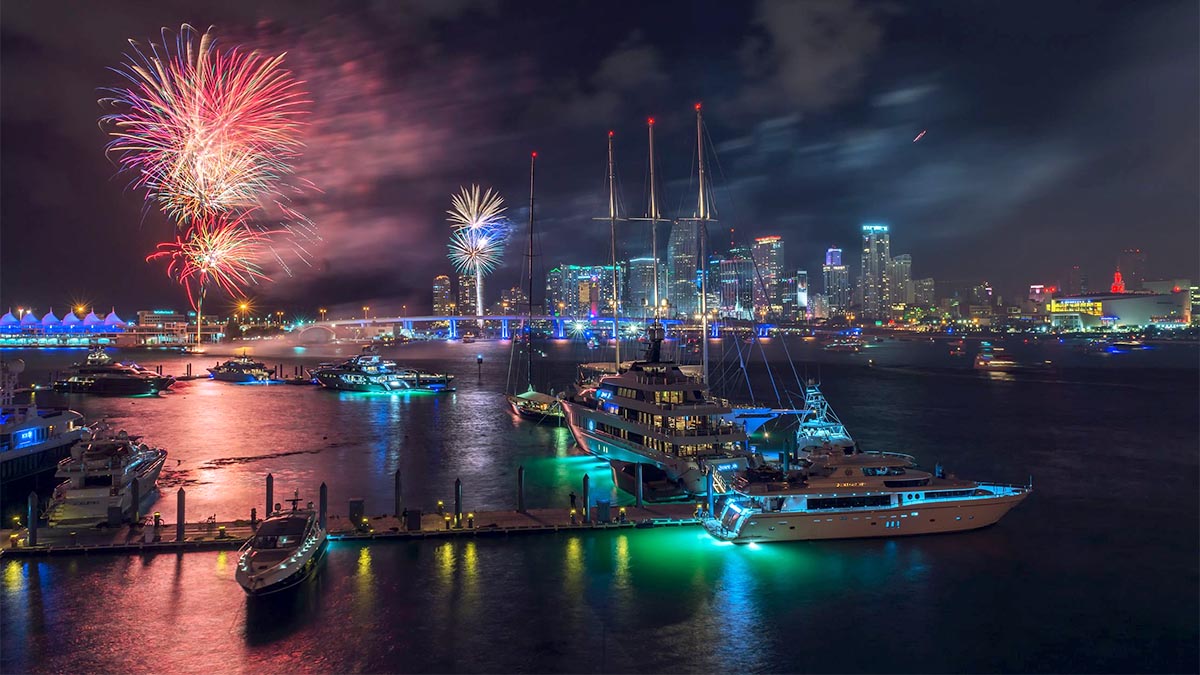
[506, 151, 565, 423]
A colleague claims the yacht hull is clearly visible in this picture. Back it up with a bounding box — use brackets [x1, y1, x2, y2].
[562, 401, 748, 496]
[209, 371, 269, 383]
[46, 449, 168, 528]
[238, 537, 327, 596]
[705, 491, 1028, 544]
[53, 378, 172, 396]
[506, 395, 564, 424]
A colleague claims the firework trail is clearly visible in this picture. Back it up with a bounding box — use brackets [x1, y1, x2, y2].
[100, 24, 309, 224]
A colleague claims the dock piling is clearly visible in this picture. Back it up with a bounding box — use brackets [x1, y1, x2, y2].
[454, 478, 463, 528]
[582, 475, 591, 524]
[517, 466, 526, 513]
[781, 450, 790, 472]
[394, 469, 402, 517]
[266, 473, 274, 517]
[319, 482, 327, 531]
[635, 464, 644, 508]
[186, 363, 192, 378]
[26, 492, 37, 547]
[176, 488, 185, 542]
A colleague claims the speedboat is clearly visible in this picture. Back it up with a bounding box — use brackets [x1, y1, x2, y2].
[207, 355, 274, 383]
[703, 445, 1030, 544]
[236, 492, 327, 595]
[52, 348, 175, 395]
[45, 428, 167, 528]
[823, 339, 863, 353]
[1, 359, 87, 484]
[974, 342, 1052, 372]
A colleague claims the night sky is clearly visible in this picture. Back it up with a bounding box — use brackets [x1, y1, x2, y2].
[2, 0, 1197, 317]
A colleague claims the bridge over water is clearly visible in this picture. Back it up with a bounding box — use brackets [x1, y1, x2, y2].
[298, 314, 766, 341]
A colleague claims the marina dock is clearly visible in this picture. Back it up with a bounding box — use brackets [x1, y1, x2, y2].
[2, 503, 703, 558]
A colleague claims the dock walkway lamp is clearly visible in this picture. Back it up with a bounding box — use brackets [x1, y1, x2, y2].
[476, 354, 483, 381]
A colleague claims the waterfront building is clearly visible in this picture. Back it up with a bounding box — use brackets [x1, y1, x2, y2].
[432, 275, 453, 316]
[545, 264, 625, 317]
[456, 273, 476, 316]
[1118, 248, 1146, 291]
[913, 277, 935, 307]
[890, 254, 913, 305]
[823, 259, 851, 314]
[717, 246, 755, 320]
[1048, 291, 1190, 330]
[498, 286, 528, 315]
[860, 224, 891, 320]
[809, 294, 830, 320]
[627, 257, 666, 314]
[751, 235, 784, 317]
[666, 221, 700, 317]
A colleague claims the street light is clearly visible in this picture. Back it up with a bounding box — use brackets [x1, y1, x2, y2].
[318, 308, 327, 322]
[362, 306, 370, 321]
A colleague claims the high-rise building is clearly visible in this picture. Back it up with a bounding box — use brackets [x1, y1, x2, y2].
[498, 286, 528, 315]
[913, 278, 935, 307]
[1118, 248, 1146, 291]
[432, 275, 453, 316]
[456, 273, 476, 316]
[781, 269, 809, 320]
[627, 258, 666, 314]
[823, 259, 851, 314]
[860, 224, 891, 319]
[809, 294, 830, 320]
[545, 264, 626, 317]
[751, 236, 785, 317]
[666, 222, 700, 317]
[890, 254, 913, 305]
[718, 257, 755, 320]
[1066, 265, 1089, 296]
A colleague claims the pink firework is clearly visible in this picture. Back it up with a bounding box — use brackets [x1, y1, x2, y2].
[101, 24, 309, 221]
[146, 212, 279, 308]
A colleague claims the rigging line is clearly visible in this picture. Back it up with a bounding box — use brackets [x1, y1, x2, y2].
[730, 329, 755, 405]
[744, 232, 784, 408]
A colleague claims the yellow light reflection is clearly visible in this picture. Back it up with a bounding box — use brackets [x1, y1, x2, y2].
[437, 541, 454, 587]
[4, 560, 25, 593]
[564, 536, 583, 595]
[215, 550, 228, 573]
[614, 534, 630, 590]
[356, 546, 375, 611]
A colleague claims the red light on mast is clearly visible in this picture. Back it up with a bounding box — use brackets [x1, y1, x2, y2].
[608, 130, 614, 138]
[694, 102, 702, 111]
[531, 151, 537, 158]
[647, 117, 655, 125]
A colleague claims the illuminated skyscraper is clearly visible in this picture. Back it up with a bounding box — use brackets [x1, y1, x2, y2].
[666, 222, 700, 317]
[913, 278, 935, 307]
[860, 224, 891, 319]
[751, 236, 785, 317]
[825, 248, 842, 267]
[456, 273, 475, 316]
[432, 275, 453, 316]
[545, 264, 625, 317]
[823, 256, 851, 314]
[1118, 248, 1146, 291]
[890, 254, 913, 305]
[627, 258, 666, 314]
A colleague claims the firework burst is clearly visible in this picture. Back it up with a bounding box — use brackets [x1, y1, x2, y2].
[101, 24, 308, 222]
[147, 212, 278, 308]
[448, 228, 503, 277]
[447, 184, 507, 233]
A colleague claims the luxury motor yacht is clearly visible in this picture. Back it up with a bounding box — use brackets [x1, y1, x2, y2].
[703, 445, 1030, 544]
[563, 325, 759, 499]
[207, 355, 274, 382]
[1, 359, 87, 484]
[311, 348, 454, 393]
[45, 428, 167, 528]
[52, 348, 175, 395]
[236, 492, 327, 595]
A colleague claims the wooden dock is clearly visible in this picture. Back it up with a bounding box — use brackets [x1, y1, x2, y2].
[1, 504, 704, 558]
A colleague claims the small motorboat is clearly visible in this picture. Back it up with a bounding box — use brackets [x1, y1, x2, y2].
[236, 492, 326, 595]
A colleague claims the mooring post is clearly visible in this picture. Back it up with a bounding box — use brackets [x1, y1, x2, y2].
[782, 449, 790, 472]
[26, 492, 37, 547]
[517, 465, 526, 513]
[266, 473, 274, 517]
[635, 463, 644, 508]
[319, 482, 328, 531]
[454, 478, 463, 528]
[706, 469, 715, 517]
[176, 488, 186, 542]
[582, 474, 591, 524]
[394, 469, 402, 517]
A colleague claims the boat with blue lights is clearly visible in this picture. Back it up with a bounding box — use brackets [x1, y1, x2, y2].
[52, 348, 175, 395]
[236, 491, 327, 595]
[703, 445, 1030, 544]
[1, 359, 86, 483]
[974, 341, 1052, 372]
[311, 348, 454, 392]
[794, 383, 855, 456]
[207, 354, 274, 383]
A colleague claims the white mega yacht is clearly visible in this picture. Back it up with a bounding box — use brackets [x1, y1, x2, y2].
[703, 446, 1030, 544]
[45, 429, 167, 527]
[1, 359, 86, 484]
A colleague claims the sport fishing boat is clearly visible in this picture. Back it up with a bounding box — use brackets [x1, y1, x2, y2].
[207, 354, 274, 382]
[52, 348, 175, 395]
[703, 445, 1030, 544]
[563, 325, 759, 499]
[45, 428, 167, 528]
[236, 492, 327, 595]
[794, 384, 855, 456]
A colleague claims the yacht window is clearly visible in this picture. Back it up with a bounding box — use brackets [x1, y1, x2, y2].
[862, 466, 907, 476]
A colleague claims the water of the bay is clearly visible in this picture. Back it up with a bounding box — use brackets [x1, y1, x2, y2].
[2, 336, 1197, 673]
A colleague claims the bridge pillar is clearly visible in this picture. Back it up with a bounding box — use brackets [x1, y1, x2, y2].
[404, 320, 413, 332]
[449, 318, 458, 339]
[554, 319, 565, 339]
[500, 319, 510, 340]
[711, 321, 720, 338]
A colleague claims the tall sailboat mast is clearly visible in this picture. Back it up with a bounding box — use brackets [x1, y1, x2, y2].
[526, 151, 536, 391]
[695, 103, 710, 386]
[648, 117, 661, 317]
[607, 131, 621, 371]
